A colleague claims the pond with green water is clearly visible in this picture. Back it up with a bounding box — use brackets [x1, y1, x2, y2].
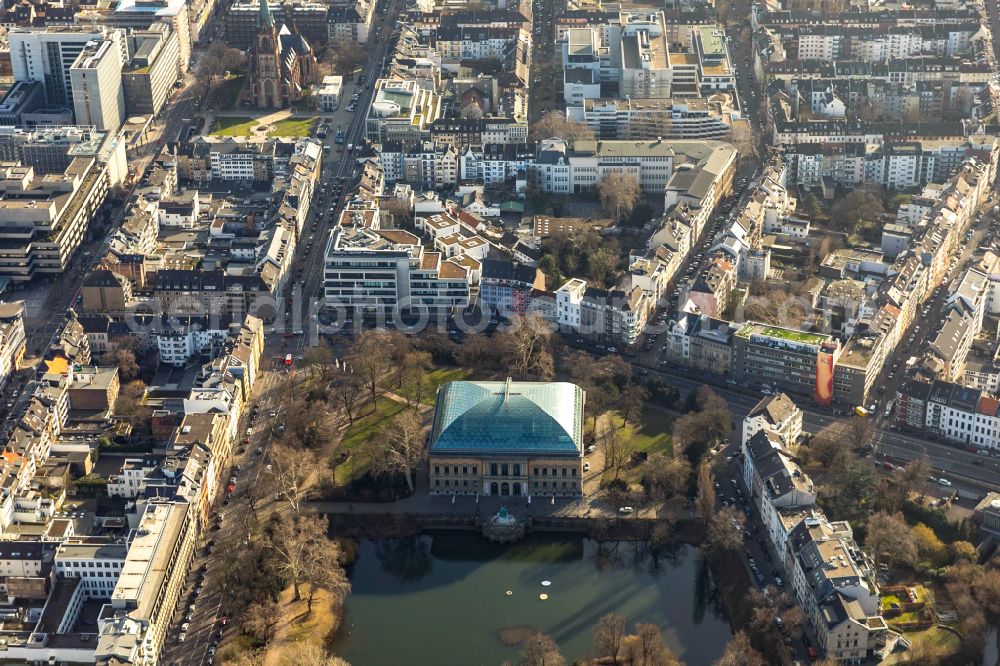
[332, 532, 731, 665]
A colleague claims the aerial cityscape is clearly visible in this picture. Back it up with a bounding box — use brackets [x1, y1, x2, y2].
[0, 0, 996, 662]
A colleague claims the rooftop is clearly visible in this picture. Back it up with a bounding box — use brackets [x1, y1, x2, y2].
[430, 379, 585, 456]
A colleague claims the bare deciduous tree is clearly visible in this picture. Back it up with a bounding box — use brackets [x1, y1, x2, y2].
[600, 424, 632, 481]
[329, 372, 364, 425]
[268, 443, 320, 515]
[619, 383, 649, 427]
[107, 342, 140, 381]
[593, 612, 627, 665]
[328, 40, 366, 74]
[370, 411, 425, 492]
[243, 598, 280, 644]
[714, 631, 766, 666]
[597, 172, 641, 222]
[303, 537, 350, 613]
[282, 643, 351, 666]
[268, 516, 320, 601]
[865, 511, 918, 568]
[505, 313, 555, 380]
[518, 632, 565, 666]
[695, 462, 717, 523]
[350, 329, 391, 405]
[705, 505, 746, 554]
[625, 623, 678, 666]
[380, 198, 413, 228]
[529, 110, 596, 142]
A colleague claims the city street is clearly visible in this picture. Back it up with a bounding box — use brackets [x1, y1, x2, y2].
[161, 364, 292, 666]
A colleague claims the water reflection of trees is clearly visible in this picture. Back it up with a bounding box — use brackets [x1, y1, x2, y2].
[373, 536, 434, 584]
[590, 540, 686, 575]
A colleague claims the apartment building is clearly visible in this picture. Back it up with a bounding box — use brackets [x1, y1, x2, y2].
[556, 278, 650, 345]
[743, 428, 817, 554]
[665, 312, 734, 374]
[742, 392, 803, 447]
[684, 256, 736, 318]
[786, 137, 998, 189]
[323, 227, 470, 315]
[458, 142, 536, 186]
[789, 518, 891, 661]
[70, 36, 126, 131]
[0, 302, 26, 388]
[155, 314, 236, 367]
[479, 259, 546, 317]
[899, 380, 1000, 451]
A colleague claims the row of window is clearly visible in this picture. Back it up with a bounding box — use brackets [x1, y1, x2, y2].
[433, 463, 578, 478]
[433, 480, 579, 489]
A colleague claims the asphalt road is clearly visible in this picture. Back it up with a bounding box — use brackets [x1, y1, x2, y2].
[161, 364, 291, 666]
[276, 0, 406, 356]
[630, 360, 1000, 499]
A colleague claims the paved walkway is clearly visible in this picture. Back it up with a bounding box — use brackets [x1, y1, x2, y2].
[308, 493, 609, 518]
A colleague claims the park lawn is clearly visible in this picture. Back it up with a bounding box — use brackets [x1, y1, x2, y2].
[209, 75, 245, 110]
[606, 408, 673, 456]
[272, 117, 317, 137]
[210, 116, 259, 137]
[884, 626, 960, 664]
[395, 367, 471, 406]
[334, 397, 407, 485]
[600, 408, 673, 486]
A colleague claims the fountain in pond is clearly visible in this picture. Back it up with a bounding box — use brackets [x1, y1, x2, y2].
[482, 505, 525, 542]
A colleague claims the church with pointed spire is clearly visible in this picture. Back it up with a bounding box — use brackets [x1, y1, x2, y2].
[244, 0, 317, 108]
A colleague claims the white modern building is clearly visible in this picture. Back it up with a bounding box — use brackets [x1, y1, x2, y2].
[8, 27, 124, 109]
[70, 36, 127, 131]
[323, 226, 470, 315]
[556, 277, 650, 345]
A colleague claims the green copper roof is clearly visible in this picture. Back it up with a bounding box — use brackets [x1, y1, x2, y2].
[259, 0, 274, 29]
[430, 380, 585, 455]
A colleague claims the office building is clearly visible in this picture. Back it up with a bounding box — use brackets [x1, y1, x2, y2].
[96, 500, 196, 665]
[70, 36, 127, 131]
[122, 24, 181, 116]
[8, 26, 122, 109]
[0, 157, 111, 283]
[366, 78, 442, 143]
[566, 97, 734, 140]
[98, 0, 191, 72]
[0, 81, 47, 125]
[732, 322, 839, 400]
